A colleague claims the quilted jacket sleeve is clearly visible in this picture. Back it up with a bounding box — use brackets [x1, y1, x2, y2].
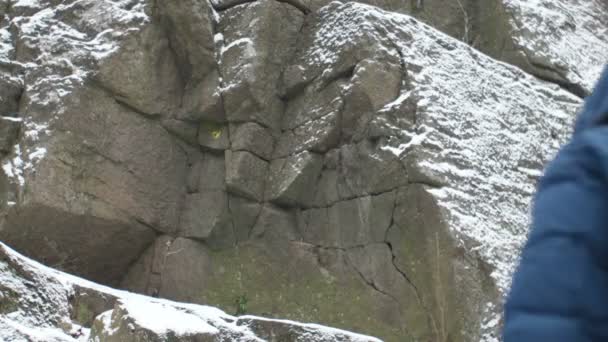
[504, 67, 608, 341]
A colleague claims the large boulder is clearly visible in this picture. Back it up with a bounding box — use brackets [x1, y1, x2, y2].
[0, 0, 187, 285]
[0, 242, 381, 342]
[403, 0, 608, 96]
[0, 0, 595, 341]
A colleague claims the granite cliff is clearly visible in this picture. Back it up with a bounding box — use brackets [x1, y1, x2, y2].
[0, 0, 606, 341]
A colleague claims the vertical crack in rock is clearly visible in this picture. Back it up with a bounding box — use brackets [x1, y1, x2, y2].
[0, 1, 591, 341]
[345, 250, 414, 341]
[383, 188, 441, 340]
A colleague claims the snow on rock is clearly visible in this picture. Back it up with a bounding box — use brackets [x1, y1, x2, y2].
[301, 0, 581, 295]
[289, 2, 583, 340]
[0, 242, 381, 342]
[0, 0, 149, 189]
[504, 0, 608, 94]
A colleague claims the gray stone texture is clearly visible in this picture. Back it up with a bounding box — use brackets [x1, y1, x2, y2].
[0, 117, 20, 155]
[0, 0, 591, 341]
[225, 150, 268, 201]
[265, 151, 323, 207]
[218, 0, 304, 130]
[229, 122, 274, 160]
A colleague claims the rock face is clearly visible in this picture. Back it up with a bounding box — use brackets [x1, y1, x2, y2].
[0, 0, 597, 341]
[0, 243, 380, 342]
[409, 0, 608, 97]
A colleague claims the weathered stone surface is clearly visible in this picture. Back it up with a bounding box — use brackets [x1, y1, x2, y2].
[342, 59, 401, 141]
[401, 0, 608, 97]
[0, 84, 187, 285]
[345, 243, 432, 340]
[0, 75, 21, 116]
[198, 152, 227, 192]
[157, 0, 216, 82]
[94, 25, 182, 116]
[196, 241, 405, 340]
[120, 235, 171, 297]
[158, 0, 224, 123]
[336, 141, 408, 199]
[179, 70, 225, 123]
[185, 156, 204, 193]
[150, 238, 213, 303]
[160, 118, 199, 146]
[1, 243, 381, 341]
[70, 285, 117, 327]
[237, 316, 380, 342]
[265, 151, 323, 207]
[91, 302, 216, 342]
[250, 204, 299, 241]
[218, 0, 304, 129]
[312, 168, 340, 207]
[229, 122, 274, 160]
[274, 112, 341, 158]
[386, 185, 495, 342]
[179, 192, 230, 240]
[498, 0, 608, 95]
[0, 116, 20, 155]
[0, 0, 596, 341]
[225, 150, 268, 201]
[229, 195, 262, 243]
[299, 191, 395, 248]
[282, 81, 344, 131]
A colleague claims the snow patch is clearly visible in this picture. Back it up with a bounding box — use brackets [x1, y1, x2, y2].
[0, 243, 379, 342]
[504, 0, 608, 92]
[116, 299, 219, 336]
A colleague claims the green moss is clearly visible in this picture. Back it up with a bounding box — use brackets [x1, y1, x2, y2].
[199, 244, 410, 342]
[200, 121, 224, 140]
[75, 302, 94, 326]
[234, 294, 248, 316]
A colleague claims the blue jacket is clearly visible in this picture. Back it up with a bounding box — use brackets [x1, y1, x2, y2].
[504, 67, 608, 341]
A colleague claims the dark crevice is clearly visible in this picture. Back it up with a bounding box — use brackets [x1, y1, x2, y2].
[388, 244, 441, 339]
[114, 97, 161, 118]
[133, 218, 164, 235]
[153, 0, 189, 95]
[212, 0, 257, 11]
[79, 144, 137, 176]
[505, 10, 587, 99]
[320, 64, 356, 91]
[275, 110, 334, 146]
[530, 67, 588, 99]
[212, 0, 309, 15]
[345, 250, 414, 340]
[351, 261, 397, 302]
[409, 180, 444, 189]
[246, 202, 264, 240]
[297, 186, 397, 211]
[120, 235, 159, 287]
[523, 51, 588, 98]
[385, 196, 441, 340]
[277, 0, 310, 14]
[231, 147, 271, 162]
[223, 131, 239, 248]
[90, 80, 161, 120]
[278, 36, 340, 135]
[383, 28, 418, 128]
[293, 240, 381, 252]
